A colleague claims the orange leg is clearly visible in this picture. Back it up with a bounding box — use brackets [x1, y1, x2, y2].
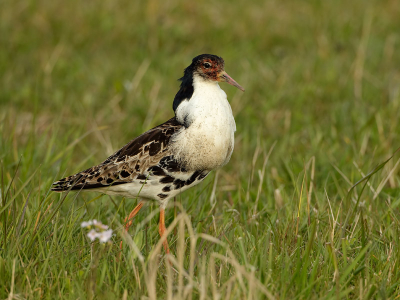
[124, 201, 144, 231]
[158, 208, 170, 254]
[120, 201, 144, 250]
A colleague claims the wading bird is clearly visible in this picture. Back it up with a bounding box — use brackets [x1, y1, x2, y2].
[52, 54, 244, 253]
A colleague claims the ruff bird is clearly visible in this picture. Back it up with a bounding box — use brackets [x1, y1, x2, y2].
[52, 54, 244, 253]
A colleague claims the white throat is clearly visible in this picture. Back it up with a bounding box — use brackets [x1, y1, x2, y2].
[171, 75, 236, 171]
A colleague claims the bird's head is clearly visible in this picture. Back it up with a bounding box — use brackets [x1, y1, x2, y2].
[184, 54, 244, 92]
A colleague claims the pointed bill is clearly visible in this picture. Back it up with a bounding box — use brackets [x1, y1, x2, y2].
[220, 71, 245, 91]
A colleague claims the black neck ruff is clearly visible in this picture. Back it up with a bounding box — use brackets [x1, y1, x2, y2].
[173, 65, 195, 112]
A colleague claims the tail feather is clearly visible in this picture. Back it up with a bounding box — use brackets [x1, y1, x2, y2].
[51, 173, 85, 191]
[52, 165, 129, 192]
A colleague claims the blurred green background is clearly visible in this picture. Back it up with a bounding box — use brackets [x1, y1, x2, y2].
[1, 0, 400, 298]
[1, 0, 399, 175]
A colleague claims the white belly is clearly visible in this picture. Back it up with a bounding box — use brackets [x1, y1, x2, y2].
[171, 79, 236, 171]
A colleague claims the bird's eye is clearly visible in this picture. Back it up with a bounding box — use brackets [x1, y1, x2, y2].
[203, 62, 211, 68]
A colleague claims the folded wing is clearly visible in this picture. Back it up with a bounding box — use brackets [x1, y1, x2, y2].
[52, 117, 183, 191]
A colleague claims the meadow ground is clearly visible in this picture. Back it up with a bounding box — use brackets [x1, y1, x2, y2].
[1, 0, 400, 299]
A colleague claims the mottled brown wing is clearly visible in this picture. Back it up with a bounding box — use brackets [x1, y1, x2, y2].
[52, 117, 183, 191]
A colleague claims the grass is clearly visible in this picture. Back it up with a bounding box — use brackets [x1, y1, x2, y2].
[1, 0, 400, 298]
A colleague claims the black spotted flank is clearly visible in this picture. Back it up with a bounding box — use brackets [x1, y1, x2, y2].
[174, 179, 185, 189]
[186, 171, 201, 185]
[159, 156, 187, 173]
[148, 166, 166, 176]
[198, 172, 208, 180]
[137, 174, 147, 180]
[157, 193, 168, 199]
[170, 171, 209, 191]
[162, 185, 171, 192]
[160, 175, 174, 183]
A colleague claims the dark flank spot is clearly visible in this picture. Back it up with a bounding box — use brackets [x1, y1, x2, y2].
[135, 165, 140, 171]
[104, 166, 108, 170]
[120, 170, 130, 178]
[162, 186, 171, 192]
[140, 181, 146, 184]
[159, 156, 184, 173]
[174, 179, 185, 189]
[97, 177, 103, 182]
[157, 193, 168, 199]
[159, 156, 171, 168]
[106, 178, 114, 184]
[186, 171, 201, 185]
[58, 178, 66, 182]
[148, 166, 165, 176]
[144, 145, 149, 152]
[198, 172, 208, 180]
[160, 175, 174, 183]
[137, 174, 147, 180]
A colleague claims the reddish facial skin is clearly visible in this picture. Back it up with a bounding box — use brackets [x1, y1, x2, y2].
[194, 57, 245, 91]
[196, 57, 224, 81]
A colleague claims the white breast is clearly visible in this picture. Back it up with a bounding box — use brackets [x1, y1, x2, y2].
[171, 76, 236, 171]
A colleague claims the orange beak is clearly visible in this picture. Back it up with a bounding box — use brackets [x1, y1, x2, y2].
[219, 71, 245, 91]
